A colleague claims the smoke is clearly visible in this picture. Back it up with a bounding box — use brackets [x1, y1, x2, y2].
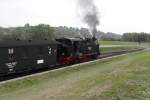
[77, 0, 100, 37]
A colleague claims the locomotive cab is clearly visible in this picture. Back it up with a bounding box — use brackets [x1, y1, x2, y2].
[56, 38, 82, 64]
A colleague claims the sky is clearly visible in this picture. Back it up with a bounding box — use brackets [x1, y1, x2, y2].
[0, 0, 150, 34]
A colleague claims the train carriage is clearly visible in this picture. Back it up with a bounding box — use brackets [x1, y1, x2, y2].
[0, 40, 57, 76]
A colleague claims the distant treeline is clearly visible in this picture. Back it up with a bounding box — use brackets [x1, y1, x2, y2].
[0, 24, 121, 41]
[0, 24, 54, 40]
[123, 33, 150, 42]
[0, 24, 150, 42]
[0, 24, 93, 40]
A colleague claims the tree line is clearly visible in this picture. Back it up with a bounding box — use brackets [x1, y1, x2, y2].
[122, 33, 150, 42]
[0, 24, 122, 41]
[0, 24, 93, 40]
[0, 24, 150, 43]
[0, 24, 54, 40]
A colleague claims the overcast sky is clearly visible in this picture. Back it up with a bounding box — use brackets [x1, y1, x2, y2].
[0, 0, 150, 34]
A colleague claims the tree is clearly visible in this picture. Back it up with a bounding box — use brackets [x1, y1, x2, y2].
[122, 32, 150, 42]
[28, 24, 54, 40]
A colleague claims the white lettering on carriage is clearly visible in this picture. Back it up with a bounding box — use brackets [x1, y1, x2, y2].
[37, 59, 44, 64]
[48, 48, 52, 54]
[8, 48, 14, 54]
[5, 62, 17, 72]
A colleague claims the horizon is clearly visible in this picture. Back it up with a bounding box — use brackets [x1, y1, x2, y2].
[0, 24, 149, 35]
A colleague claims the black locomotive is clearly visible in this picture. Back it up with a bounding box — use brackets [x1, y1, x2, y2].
[56, 38, 100, 64]
[0, 38, 100, 76]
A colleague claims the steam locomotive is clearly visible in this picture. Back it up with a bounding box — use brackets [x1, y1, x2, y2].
[0, 37, 100, 76]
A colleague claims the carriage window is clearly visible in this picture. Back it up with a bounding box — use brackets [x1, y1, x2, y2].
[8, 48, 14, 54]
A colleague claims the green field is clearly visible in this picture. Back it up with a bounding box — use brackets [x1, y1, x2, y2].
[101, 46, 141, 53]
[100, 41, 138, 45]
[100, 40, 150, 46]
[0, 50, 150, 100]
[100, 40, 147, 53]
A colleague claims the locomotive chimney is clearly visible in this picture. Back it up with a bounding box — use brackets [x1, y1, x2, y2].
[92, 28, 97, 41]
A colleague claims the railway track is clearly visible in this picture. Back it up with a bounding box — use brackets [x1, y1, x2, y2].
[0, 48, 145, 83]
[100, 48, 144, 58]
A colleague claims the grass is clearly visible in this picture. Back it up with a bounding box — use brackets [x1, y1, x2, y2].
[101, 46, 141, 53]
[0, 50, 150, 100]
[100, 41, 138, 45]
[142, 42, 150, 46]
[100, 40, 150, 46]
[100, 40, 147, 53]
